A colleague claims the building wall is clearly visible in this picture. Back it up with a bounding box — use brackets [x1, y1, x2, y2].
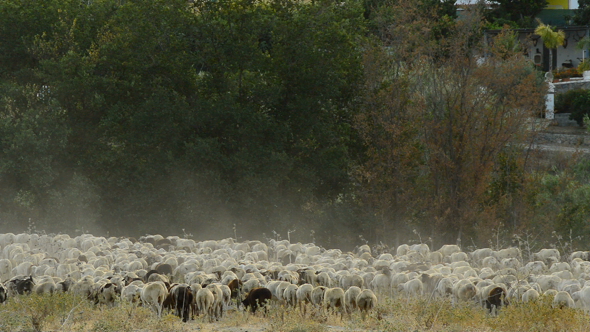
[547, 0, 568, 9]
[546, 0, 579, 9]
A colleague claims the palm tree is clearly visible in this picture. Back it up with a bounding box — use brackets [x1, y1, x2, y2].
[534, 20, 565, 75]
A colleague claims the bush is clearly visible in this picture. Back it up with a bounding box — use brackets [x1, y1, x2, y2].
[579, 59, 590, 72]
[568, 89, 590, 126]
[553, 67, 582, 79]
[555, 88, 587, 114]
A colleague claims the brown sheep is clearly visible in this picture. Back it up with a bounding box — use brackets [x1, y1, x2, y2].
[485, 286, 508, 315]
[242, 287, 272, 315]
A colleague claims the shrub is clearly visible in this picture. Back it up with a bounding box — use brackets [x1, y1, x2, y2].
[569, 89, 590, 125]
[553, 67, 582, 79]
[555, 88, 587, 114]
[579, 59, 590, 72]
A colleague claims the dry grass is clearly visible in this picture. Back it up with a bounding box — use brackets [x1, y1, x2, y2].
[0, 293, 588, 332]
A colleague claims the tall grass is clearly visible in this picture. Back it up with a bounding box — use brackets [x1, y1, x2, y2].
[0, 292, 588, 331]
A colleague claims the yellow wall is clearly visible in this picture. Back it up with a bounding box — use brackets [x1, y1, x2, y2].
[547, 0, 569, 9]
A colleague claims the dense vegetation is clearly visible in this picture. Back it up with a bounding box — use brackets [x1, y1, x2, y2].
[0, 0, 588, 250]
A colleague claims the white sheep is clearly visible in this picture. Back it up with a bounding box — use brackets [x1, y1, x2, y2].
[522, 288, 540, 303]
[196, 287, 215, 321]
[339, 274, 364, 290]
[356, 289, 378, 321]
[399, 278, 423, 299]
[96, 282, 119, 306]
[323, 287, 345, 318]
[535, 248, 561, 265]
[435, 277, 454, 299]
[283, 284, 298, 307]
[453, 279, 477, 304]
[311, 286, 327, 307]
[296, 283, 314, 314]
[140, 281, 168, 317]
[450, 252, 469, 263]
[438, 245, 461, 258]
[572, 286, 590, 313]
[206, 284, 224, 320]
[494, 247, 522, 261]
[344, 286, 362, 315]
[552, 291, 575, 309]
[121, 284, 143, 303]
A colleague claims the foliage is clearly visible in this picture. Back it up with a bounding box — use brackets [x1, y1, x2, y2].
[0, 0, 368, 247]
[553, 67, 582, 79]
[535, 20, 565, 73]
[524, 167, 590, 248]
[555, 88, 588, 114]
[579, 59, 590, 72]
[568, 89, 590, 126]
[572, 0, 590, 26]
[355, 4, 546, 245]
[485, 0, 548, 28]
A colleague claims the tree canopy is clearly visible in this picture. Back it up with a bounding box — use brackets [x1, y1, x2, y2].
[0, 0, 585, 250]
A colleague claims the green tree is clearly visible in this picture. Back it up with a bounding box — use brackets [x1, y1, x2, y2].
[572, 0, 590, 25]
[486, 0, 548, 28]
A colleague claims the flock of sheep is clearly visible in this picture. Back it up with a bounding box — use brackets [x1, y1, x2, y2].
[0, 232, 589, 325]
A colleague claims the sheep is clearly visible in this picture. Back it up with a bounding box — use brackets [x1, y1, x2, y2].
[549, 262, 571, 273]
[297, 269, 317, 286]
[218, 284, 232, 309]
[140, 281, 168, 317]
[323, 287, 345, 318]
[485, 286, 508, 315]
[435, 277, 454, 299]
[397, 244, 410, 257]
[370, 272, 391, 295]
[481, 257, 501, 270]
[0, 284, 6, 304]
[356, 289, 378, 321]
[471, 248, 494, 264]
[6, 276, 35, 296]
[522, 288, 540, 303]
[34, 280, 57, 296]
[572, 286, 590, 313]
[283, 284, 298, 308]
[399, 278, 423, 299]
[242, 278, 260, 297]
[206, 284, 224, 320]
[311, 286, 327, 307]
[494, 247, 522, 261]
[339, 274, 364, 290]
[344, 286, 362, 315]
[121, 284, 143, 303]
[296, 283, 314, 314]
[242, 287, 272, 315]
[171, 284, 193, 322]
[535, 249, 561, 265]
[552, 291, 575, 309]
[390, 273, 410, 293]
[196, 287, 215, 321]
[450, 252, 469, 263]
[96, 282, 120, 306]
[524, 261, 547, 275]
[453, 279, 477, 305]
[70, 276, 95, 299]
[316, 272, 332, 288]
[227, 278, 243, 305]
[438, 245, 461, 258]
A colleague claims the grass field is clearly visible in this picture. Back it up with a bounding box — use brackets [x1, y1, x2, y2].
[1, 292, 588, 332]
